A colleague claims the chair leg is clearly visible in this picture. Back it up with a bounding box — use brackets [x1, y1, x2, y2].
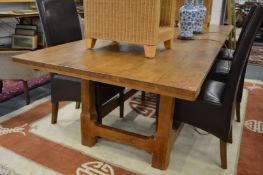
[0, 80, 3, 93]
[228, 127, 233, 144]
[119, 91, 124, 118]
[22, 81, 30, 105]
[97, 110, 102, 124]
[76, 102, 81, 109]
[236, 102, 241, 122]
[141, 91, 146, 101]
[52, 102, 59, 124]
[220, 139, 227, 169]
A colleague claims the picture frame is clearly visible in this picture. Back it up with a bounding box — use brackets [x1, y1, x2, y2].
[11, 34, 38, 50]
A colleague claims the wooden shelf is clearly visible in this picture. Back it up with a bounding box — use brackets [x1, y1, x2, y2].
[0, 0, 34, 3]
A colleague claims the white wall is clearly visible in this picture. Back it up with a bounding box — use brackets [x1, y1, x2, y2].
[211, 0, 223, 24]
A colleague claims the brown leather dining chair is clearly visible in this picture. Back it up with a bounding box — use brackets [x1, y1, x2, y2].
[173, 5, 263, 169]
[36, 0, 125, 123]
[209, 5, 257, 122]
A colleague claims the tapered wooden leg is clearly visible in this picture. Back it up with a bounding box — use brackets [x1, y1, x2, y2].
[22, 81, 30, 105]
[51, 102, 59, 124]
[164, 39, 173, 49]
[144, 45, 156, 58]
[141, 91, 146, 101]
[81, 79, 98, 146]
[119, 91, 124, 118]
[228, 126, 233, 144]
[76, 102, 81, 109]
[86, 38, 97, 49]
[236, 103, 241, 122]
[220, 139, 227, 169]
[152, 95, 175, 170]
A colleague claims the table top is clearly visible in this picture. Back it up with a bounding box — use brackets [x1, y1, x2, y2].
[13, 25, 233, 101]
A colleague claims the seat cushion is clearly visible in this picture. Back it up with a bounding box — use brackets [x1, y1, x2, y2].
[51, 74, 81, 102]
[95, 83, 125, 106]
[51, 74, 125, 106]
[216, 48, 234, 61]
[198, 80, 226, 105]
[212, 59, 232, 75]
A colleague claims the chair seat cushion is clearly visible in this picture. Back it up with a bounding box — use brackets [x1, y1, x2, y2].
[51, 74, 81, 102]
[51, 74, 125, 106]
[212, 59, 232, 75]
[217, 48, 234, 61]
[95, 83, 125, 106]
[198, 80, 226, 104]
[174, 80, 226, 139]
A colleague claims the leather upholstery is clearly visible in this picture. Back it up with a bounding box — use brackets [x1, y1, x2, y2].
[210, 60, 232, 82]
[36, 0, 82, 47]
[174, 5, 263, 142]
[51, 75, 124, 107]
[36, 0, 125, 113]
[197, 80, 225, 104]
[212, 60, 232, 75]
[211, 6, 257, 103]
[95, 83, 124, 107]
[216, 5, 256, 61]
[217, 48, 234, 61]
[51, 75, 80, 102]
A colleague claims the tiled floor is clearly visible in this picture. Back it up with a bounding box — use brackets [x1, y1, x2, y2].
[0, 64, 262, 117]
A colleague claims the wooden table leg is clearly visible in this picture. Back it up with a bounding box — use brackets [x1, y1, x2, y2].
[152, 95, 175, 170]
[81, 79, 98, 146]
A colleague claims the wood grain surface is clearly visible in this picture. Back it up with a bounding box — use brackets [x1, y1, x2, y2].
[13, 25, 233, 101]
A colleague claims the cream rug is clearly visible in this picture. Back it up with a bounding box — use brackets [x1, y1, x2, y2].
[0, 90, 248, 175]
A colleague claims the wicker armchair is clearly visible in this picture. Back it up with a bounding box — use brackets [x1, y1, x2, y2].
[84, 0, 176, 58]
[175, 0, 213, 27]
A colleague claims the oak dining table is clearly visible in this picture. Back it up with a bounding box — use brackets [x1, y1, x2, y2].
[13, 25, 233, 170]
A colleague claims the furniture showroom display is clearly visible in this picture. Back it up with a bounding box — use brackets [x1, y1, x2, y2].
[13, 25, 233, 170]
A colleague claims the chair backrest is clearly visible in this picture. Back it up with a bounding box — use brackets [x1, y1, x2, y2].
[224, 5, 263, 106]
[36, 0, 82, 47]
[235, 5, 257, 49]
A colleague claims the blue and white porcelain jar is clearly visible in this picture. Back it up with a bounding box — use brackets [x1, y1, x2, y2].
[179, 0, 197, 39]
[194, 0, 207, 33]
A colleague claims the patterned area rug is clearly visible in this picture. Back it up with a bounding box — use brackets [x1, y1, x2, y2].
[249, 46, 263, 67]
[0, 81, 261, 175]
[0, 76, 50, 103]
[238, 80, 263, 175]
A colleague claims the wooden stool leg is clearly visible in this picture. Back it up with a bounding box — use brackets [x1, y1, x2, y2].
[164, 39, 173, 49]
[152, 95, 175, 170]
[119, 91, 124, 118]
[52, 102, 59, 124]
[144, 45, 156, 58]
[220, 139, 227, 169]
[86, 38, 97, 49]
[22, 80, 30, 105]
[76, 102, 81, 109]
[236, 102, 241, 122]
[81, 80, 98, 146]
